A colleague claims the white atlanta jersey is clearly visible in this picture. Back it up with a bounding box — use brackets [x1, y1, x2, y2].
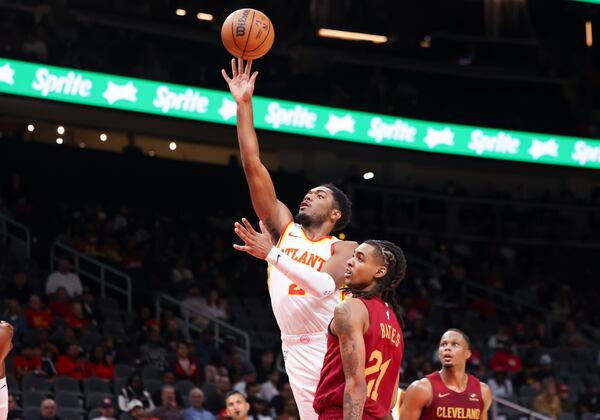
[268, 221, 342, 335]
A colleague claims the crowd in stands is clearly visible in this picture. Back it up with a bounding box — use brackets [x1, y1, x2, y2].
[0, 135, 600, 420]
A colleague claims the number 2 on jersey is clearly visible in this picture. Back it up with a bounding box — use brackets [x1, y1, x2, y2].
[288, 283, 306, 296]
[364, 349, 391, 401]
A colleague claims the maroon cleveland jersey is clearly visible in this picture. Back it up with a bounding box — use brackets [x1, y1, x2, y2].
[421, 372, 484, 420]
[313, 296, 404, 419]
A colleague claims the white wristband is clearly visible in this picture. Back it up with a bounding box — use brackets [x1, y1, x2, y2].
[266, 247, 337, 298]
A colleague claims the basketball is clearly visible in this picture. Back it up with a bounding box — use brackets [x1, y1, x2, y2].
[221, 8, 275, 60]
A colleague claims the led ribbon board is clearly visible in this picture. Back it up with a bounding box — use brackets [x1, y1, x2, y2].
[570, 0, 600, 4]
[1, 57, 600, 169]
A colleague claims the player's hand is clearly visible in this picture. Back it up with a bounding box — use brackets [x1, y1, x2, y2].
[233, 218, 273, 260]
[221, 58, 258, 104]
[0, 321, 14, 360]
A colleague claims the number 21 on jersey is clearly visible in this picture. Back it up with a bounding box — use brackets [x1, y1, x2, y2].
[365, 349, 391, 401]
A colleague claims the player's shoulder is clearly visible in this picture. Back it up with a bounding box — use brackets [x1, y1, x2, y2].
[404, 377, 433, 405]
[408, 377, 433, 393]
[334, 297, 368, 323]
[332, 240, 358, 253]
[336, 296, 367, 312]
[479, 381, 492, 399]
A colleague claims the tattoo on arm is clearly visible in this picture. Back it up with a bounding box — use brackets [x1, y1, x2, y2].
[336, 304, 366, 420]
[344, 390, 365, 420]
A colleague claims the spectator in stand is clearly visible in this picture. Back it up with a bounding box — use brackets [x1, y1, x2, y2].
[118, 372, 156, 412]
[66, 303, 88, 332]
[558, 384, 575, 414]
[91, 346, 114, 381]
[536, 354, 556, 382]
[489, 337, 522, 374]
[171, 257, 195, 292]
[216, 336, 250, 372]
[182, 388, 215, 420]
[81, 287, 102, 325]
[487, 367, 514, 399]
[3, 272, 34, 305]
[183, 286, 208, 328]
[48, 288, 72, 319]
[269, 381, 294, 418]
[258, 370, 279, 403]
[91, 397, 117, 420]
[233, 367, 257, 395]
[559, 319, 590, 348]
[246, 383, 261, 403]
[59, 328, 78, 352]
[534, 377, 562, 420]
[55, 343, 92, 380]
[200, 289, 228, 321]
[196, 329, 219, 369]
[150, 385, 183, 420]
[577, 382, 600, 416]
[229, 354, 247, 386]
[255, 350, 274, 384]
[12, 342, 43, 380]
[163, 318, 186, 350]
[24, 295, 52, 329]
[250, 397, 273, 420]
[127, 400, 147, 420]
[203, 374, 231, 414]
[532, 322, 555, 348]
[1, 299, 27, 338]
[152, 371, 185, 408]
[38, 398, 61, 420]
[173, 342, 200, 383]
[46, 258, 83, 298]
[7, 393, 22, 420]
[140, 329, 169, 371]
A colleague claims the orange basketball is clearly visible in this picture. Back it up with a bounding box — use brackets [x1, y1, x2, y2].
[221, 9, 275, 60]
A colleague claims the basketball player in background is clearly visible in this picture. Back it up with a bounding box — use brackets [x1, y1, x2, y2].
[233, 221, 406, 419]
[399, 329, 492, 420]
[0, 321, 14, 420]
[223, 58, 357, 420]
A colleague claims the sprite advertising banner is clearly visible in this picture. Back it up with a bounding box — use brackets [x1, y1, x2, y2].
[1, 57, 600, 169]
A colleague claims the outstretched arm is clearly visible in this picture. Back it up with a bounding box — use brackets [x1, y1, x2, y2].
[222, 59, 292, 237]
[234, 219, 358, 296]
[332, 299, 368, 420]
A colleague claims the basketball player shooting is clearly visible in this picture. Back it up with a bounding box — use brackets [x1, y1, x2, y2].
[222, 58, 358, 420]
[0, 321, 14, 420]
[400, 329, 492, 420]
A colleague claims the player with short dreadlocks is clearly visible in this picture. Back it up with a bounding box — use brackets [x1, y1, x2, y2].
[313, 240, 406, 420]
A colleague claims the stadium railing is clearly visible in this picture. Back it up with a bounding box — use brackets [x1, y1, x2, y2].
[493, 396, 553, 420]
[50, 241, 133, 312]
[155, 293, 251, 359]
[0, 211, 31, 260]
